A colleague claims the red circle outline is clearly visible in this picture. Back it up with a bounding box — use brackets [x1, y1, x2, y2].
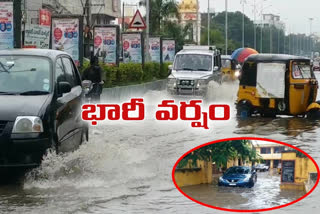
[171, 137, 320, 212]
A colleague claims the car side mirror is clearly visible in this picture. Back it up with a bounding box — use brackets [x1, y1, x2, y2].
[57, 81, 71, 96]
[213, 66, 219, 72]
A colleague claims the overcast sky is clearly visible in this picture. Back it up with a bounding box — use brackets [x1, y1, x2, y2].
[124, 0, 320, 35]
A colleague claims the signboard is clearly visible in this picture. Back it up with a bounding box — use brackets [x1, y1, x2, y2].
[128, 10, 146, 29]
[281, 161, 295, 183]
[39, 9, 51, 26]
[122, 33, 143, 63]
[148, 37, 161, 63]
[256, 63, 286, 98]
[162, 40, 175, 62]
[24, 24, 50, 49]
[52, 18, 80, 64]
[182, 13, 197, 21]
[94, 26, 119, 65]
[0, 2, 13, 50]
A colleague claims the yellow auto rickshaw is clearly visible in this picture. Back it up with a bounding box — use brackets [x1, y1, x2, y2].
[236, 54, 319, 117]
[221, 55, 240, 81]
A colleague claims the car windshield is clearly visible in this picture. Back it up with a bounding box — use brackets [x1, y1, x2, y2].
[222, 59, 231, 68]
[225, 167, 250, 175]
[0, 56, 51, 94]
[292, 63, 312, 79]
[174, 54, 212, 71]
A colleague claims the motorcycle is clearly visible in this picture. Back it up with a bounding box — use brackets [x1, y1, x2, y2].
[82, 80, 104, 103]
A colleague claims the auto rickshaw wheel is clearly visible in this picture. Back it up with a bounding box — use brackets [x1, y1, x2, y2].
[237, 102, 252, 118]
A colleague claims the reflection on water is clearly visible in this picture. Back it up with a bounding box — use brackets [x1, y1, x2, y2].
[181, 170, 305, 210]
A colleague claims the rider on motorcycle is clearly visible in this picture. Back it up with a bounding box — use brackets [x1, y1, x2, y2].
[82, 56, 104, 102]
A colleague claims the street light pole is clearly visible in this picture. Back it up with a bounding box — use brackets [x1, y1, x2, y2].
[309, 18, 313, 57]
[146, 0, 150, 62]
[225, 0, 228, 55]
[241, 0, 246, 48]
[208, 0, 210, 45]
[253, 0, 257, 50]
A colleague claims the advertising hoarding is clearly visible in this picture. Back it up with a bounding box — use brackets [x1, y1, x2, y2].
[0, 2, 13, 50]
[162, 39, 175, 63]
[52, 18, 80, 65]
[94, 26, 119, 65]
[122, 33, 143, 63]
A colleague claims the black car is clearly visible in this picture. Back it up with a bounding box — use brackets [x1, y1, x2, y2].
[218, 166, 257, 188]
[0, 49, 88, 168]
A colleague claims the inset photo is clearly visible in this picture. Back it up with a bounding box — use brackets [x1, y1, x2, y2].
[172, 138, 319, 212]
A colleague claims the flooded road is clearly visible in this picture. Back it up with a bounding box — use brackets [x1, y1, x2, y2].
[0, 76, 320, 214]
[181, 170, 305, 210]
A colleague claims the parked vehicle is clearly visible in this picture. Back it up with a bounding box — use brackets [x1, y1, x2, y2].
[221, 55, 240, 81]
[254, 163, 270, 172]
[236, 54, 318, 117]
[218, 166, 257, 188]
[167, 45, 222, 96]
[0, 49, 88, 168]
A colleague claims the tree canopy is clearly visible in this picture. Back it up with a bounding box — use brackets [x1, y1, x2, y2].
[178, 140, 261, 169]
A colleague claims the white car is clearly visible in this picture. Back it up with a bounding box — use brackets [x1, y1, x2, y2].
[254, 164, 270, 172]
[167, 45, 222, 96]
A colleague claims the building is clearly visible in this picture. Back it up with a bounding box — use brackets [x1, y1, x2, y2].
[178, 0, 201, 44]
[280, 150, 318, 192]
[254, 13, 285, 30]
[23, 0, 121, 25]
[253, 142, 287, 169]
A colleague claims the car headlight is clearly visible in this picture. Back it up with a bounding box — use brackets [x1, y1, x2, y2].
[197, 79, 207, 88]
[167, 78, 177, 87]
[12, 116, 44, 133]
[243, 175, 251, 182]
[235, 70, 240, 77]
[219, 177, 224, 182]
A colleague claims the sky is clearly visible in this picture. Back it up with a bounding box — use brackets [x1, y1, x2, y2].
[123, 0, 320, 35]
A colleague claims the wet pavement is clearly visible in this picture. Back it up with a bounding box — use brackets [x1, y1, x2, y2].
[0, 75, 320, 213]
[181, 169, 305, 210]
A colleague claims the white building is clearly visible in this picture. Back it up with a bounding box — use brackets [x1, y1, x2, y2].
[255, 13, 285, 30]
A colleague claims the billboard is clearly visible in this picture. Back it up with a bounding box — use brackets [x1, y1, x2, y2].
[162, 40, 175, 62]
[148, 37, 161, 63]
[94, 26, 119, 65]
[0, 2, 13, 50]
[122, 33, 143, 63]
[24, 24, 50, 49]
[39, 9, 51, 26]
[52, 18, 80, 64]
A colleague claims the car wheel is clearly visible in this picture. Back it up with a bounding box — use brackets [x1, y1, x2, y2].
[49, 136, 59, 155]
[237, 102, 252, 118]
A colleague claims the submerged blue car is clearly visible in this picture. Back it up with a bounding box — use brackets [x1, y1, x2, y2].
[218, 166, 257, 188]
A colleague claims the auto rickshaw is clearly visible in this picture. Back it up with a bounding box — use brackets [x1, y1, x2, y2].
[236, 54, 319, 117]
[221, 55, 240, 81]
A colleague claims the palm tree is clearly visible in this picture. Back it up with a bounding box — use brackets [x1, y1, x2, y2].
[139, 0, 180, 35]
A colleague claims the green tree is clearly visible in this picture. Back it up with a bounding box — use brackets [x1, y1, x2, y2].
[140, 0, 180, 35]
[178, 140, 261, 169]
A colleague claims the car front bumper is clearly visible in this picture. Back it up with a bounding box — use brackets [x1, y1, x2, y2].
[218, 180, 253, 187]
[0, 134, 50, 168]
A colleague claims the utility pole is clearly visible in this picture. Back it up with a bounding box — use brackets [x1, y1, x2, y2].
[146, 0, 150, 61]
[309, 18, 313, 57]
[13, 0, 22, 48]
[85, 0, 92, 27]
[241, 0, 246, 48]
[225, 0, 228, 55]
[208, 0, 210, 45]
[253, 0, 256, 50]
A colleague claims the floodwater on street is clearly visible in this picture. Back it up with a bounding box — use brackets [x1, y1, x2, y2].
[181, 169, 305, 210]
[0, 74, 320, 214]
